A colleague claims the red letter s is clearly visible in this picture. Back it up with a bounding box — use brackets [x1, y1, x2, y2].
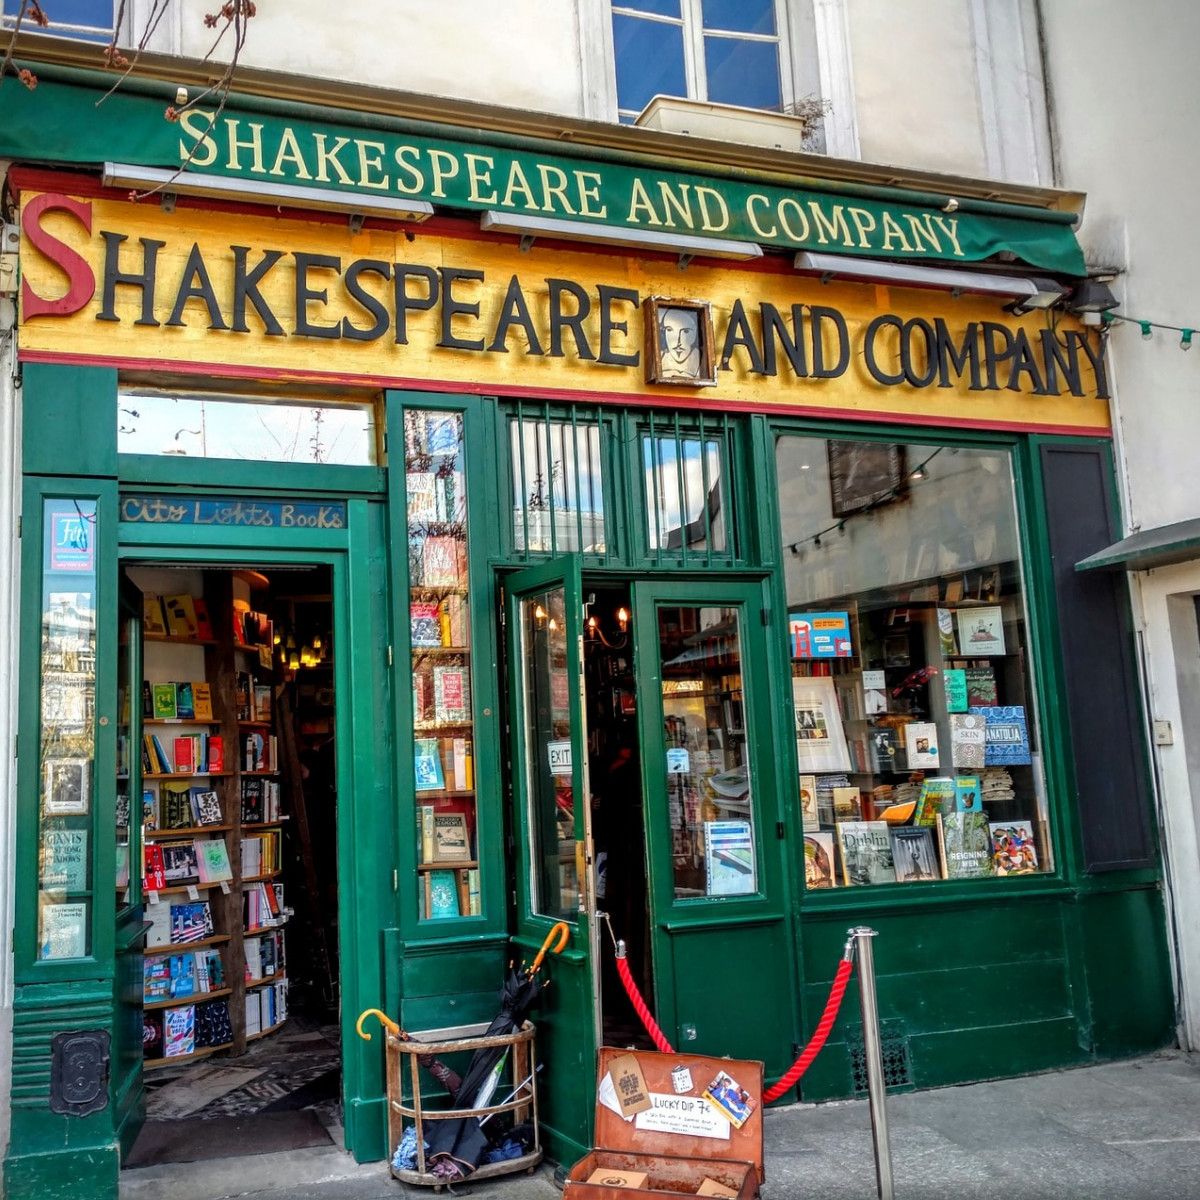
[20, 193, 96, 318]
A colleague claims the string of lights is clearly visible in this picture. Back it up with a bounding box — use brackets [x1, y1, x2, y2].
[788, 447, 945, 557]
[1101, 310, 1195, 350]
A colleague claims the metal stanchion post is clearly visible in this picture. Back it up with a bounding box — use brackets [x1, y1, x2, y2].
[851, 926, 894, 1200]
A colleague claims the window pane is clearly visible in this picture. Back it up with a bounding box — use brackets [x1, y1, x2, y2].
[510, 419, 606, 554]
[406, 411, 480, 921]
[643, 435, 726, 553]
[520, 587, 578, 920]
[615, 0, 681, 15]
[659, 606, 756, 899]
[3, 0, 114, 41]
[38, 499, 98, 959]
[613, 12, 688, 114]
[118, 392, 378, 466]
[775, 437, 1053, 889]
[704, 36, 782, 110]
[702, 0, 775, 35]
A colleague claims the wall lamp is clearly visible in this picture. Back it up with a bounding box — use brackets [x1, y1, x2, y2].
[480, 211, 763, 268]
[793, 250, 1065, 310]
[103, 162, 434, 231]
[1065, 277, 1120, 315]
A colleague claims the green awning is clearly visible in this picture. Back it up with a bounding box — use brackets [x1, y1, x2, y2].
[1075, 517, 1200, 572]
[1, 73, 1087, 275]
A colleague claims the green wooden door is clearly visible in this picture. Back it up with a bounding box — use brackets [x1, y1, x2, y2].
[632, 578, 798, 1081]
[113, 573, 146, 1153]
[505, 556, 599, 1165]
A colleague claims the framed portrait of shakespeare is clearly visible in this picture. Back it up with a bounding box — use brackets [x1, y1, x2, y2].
[643, 297, 717, 387]
[827, 441, 906, 517]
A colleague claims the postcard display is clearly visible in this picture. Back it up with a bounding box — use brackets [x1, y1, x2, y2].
[406, 412, 482, 921]
[133, 575, 289, 1067]
[792, 586, 1051, 890]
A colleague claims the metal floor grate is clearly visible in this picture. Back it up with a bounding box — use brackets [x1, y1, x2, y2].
[848, 1032, 913, 1094]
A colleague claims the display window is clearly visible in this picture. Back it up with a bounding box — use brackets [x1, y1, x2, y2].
[775, 436, 1052, 888]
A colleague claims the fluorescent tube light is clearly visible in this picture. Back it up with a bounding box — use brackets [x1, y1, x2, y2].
[481, 210, 763, 263]
[793, 250, 1063, 305]
[103, 163, 433, 225]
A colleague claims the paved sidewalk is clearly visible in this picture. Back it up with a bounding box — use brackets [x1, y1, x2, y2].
[121, 1051, 1200, 1199]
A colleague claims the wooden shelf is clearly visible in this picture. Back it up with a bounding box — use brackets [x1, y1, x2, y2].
[149, 880, 230, 897]
[242, 770, 279, 777]
[144, 771, 233, 780]
[243, 871, 281, 883]
[146, 825, 232, 840]
[413, 723, 473, 733]
[246, 970, 287, 988]
[417, 859, 478, 872]
[233, 642, 273, 653]
[411, 585, 468, 596]
[416, 789, 475, 799]
[244, 917, 289, 935]
[246, 1020, 287, 1043]
[146, 934, 231, 954]
[145, 717, 220, 726]
[143, 987, 232, 1012]
[238, 720, 272, 727]
[242, 818, 289, 829]
[412, 646, 471, 655]
[145, 633, 218, 647]
[144, 1040, 232, 1070]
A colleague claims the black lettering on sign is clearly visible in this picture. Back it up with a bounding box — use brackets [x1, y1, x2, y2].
[293, 252, 342, 340]
[546, 278, 595, 360]
[596, 284, 640, 367]
[438, 267, 485, 351]
[165, 242, 228, 330]
[394, 264, 439, 346]
[97, 232, 164, 327]
[231, 246, 286, 336]
[342, 259, 392, 342]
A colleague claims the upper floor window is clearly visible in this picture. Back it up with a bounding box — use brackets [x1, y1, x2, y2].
[612, 0, 785, 123]
[2, 0, 115, 44]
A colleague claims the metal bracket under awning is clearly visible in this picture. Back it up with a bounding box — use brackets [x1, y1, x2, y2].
[1075, 516, 1200, 572]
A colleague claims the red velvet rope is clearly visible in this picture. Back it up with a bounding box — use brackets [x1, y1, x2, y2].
[616, 954, 675, 1054]
[613, 947, 856, 1103]
[762, 957, 855, 1103]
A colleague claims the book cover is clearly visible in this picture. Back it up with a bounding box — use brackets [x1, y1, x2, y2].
[798, 774, 819, 832]
[421, 536, 465, 587]
[466, 868, 481, 915]
[163, 594, 200, 640]
[788, 611, 852, 659]
[39, 828, 89, 892]
[142, 785, 159, 831]
[862, 669, 888, 716]
[143, 594, 168, 636]
[792, 675, 851, 772]
[427, 870, 460, 919]
[836, 820, 895, 886]
[406, 472, 440, 522]
[174, 681, 195, 721]
[161, 782, 193, 829]
[943, 668, 968, 713]
[208, 735, 225, 774]
[192, 681, 214, 722]
[410, 601, 442, 648]
[867, 727, 901, 774]
[171, 901, 213, 943]
[803, 831, 837, 889]
[235, 672, 252, 721]
[949, 712, 987, 769]
[195, 838, 233, 884]
[890, 826, 940, 882]
[169, 952, 197, 998]
[189, 787, 222, 826]
[954, 775, 983, 813]
[701, 1069, 757, 1129]
[161, 840, 200, 884]
[703, 820, 756, 896]
[241, 778, 264, 823]
[173, 737, 195, 775]
[433, 812, 470, 861]
[192, 597, 215, 641]
[914, 777, 955, 825]
[433, 666, 470, 724]
[936, 609, 958, 656]
[152, 684, 178, 721]
[414, 738, 445, 791]
[144, 956, 172, 1001]
[956, 606, 1005, 656]
[163, 1005, 196, 1057]
[253, 685, 273, 723]
[964, 666, 998, 707]
[143, 843, 167, 892]
[972, 705, 1032, 766]
[990, 821, 1039, 875]
[904, 721, 941, 769]
[418, 805, 435, 863]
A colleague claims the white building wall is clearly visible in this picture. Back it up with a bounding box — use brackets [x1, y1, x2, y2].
[1040, 0, 1200, 1048]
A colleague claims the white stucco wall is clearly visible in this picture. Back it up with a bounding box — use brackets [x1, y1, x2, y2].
[178, 0, 590, 118]
[1041, 0, 1200, 1047]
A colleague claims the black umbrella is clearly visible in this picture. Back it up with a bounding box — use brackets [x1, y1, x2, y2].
[426, 923, 568, 1180]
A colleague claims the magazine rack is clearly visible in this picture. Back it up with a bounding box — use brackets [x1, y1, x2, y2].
[386, 1020, 542, 1191]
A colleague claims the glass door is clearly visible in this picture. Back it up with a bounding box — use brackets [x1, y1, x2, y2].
[633, 578, 797, 1076]
[504, 555, 599, 1163]
[113, 573, 146, 1152]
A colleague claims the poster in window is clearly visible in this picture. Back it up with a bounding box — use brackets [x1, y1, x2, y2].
[39, 900, 88, 960]
[43, 758, 90, 816]
[703, 820, 756, 896]
[791, 676, 851, 772]
[955, 606, 1006, 656]
[826, 442, 906, 518]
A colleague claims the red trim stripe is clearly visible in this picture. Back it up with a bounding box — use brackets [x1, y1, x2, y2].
[16, 347, 1112, 438]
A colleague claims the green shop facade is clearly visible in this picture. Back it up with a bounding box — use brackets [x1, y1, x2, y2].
[2, 62, 1176, 1199]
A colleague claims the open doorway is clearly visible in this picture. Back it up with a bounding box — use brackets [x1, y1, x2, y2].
[121, 562, 342, 1167]
[583, 582, 655, 1048]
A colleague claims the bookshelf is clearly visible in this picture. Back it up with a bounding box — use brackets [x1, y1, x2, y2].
[405, 410, 481, 922]
[135, 570, 290, 1066]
